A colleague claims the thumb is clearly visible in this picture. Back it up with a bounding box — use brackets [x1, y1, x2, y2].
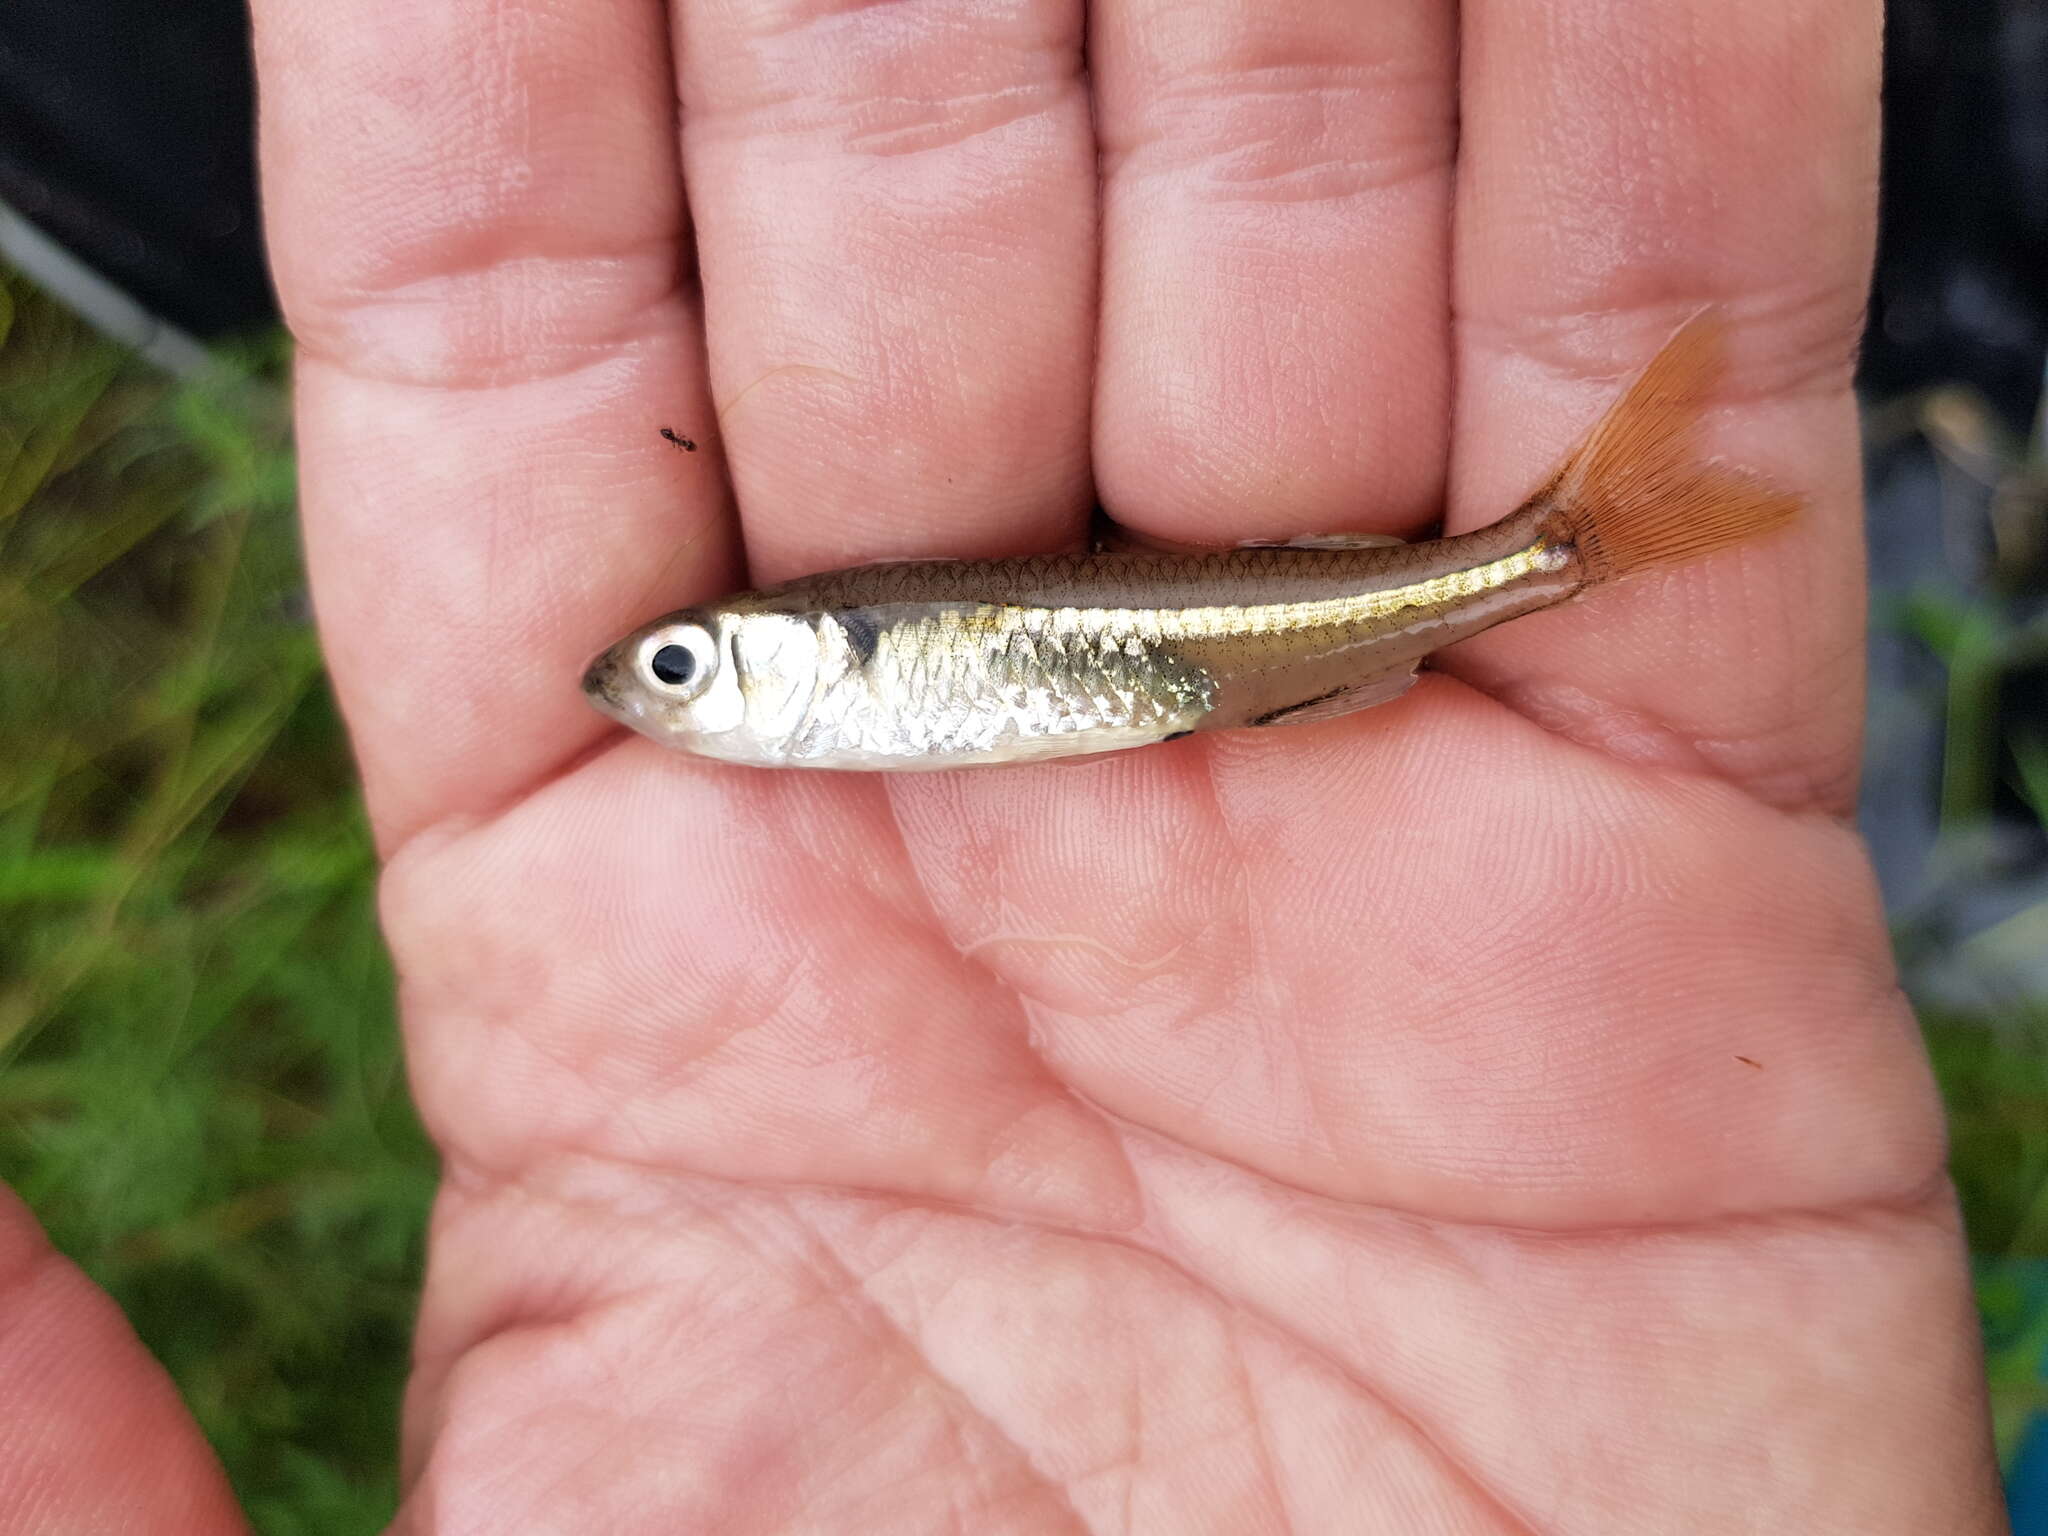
[0, 1187, 246, 1532]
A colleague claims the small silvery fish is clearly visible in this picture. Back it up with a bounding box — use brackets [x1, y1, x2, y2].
[583, 314, 1798, 771]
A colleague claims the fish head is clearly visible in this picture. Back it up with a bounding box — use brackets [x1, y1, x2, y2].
[582, 606, 823, 765]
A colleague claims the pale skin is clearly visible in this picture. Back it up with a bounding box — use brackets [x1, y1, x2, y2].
[0, 0, 2011, 1530]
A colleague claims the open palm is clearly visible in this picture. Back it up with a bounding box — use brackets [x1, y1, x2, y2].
[5, 0, 2005, 1530]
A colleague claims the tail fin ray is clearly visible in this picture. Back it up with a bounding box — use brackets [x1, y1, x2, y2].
[1539, 312, 1802, 584]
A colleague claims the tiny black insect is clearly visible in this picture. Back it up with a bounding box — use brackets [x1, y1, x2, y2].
[659, 427, 698, 452]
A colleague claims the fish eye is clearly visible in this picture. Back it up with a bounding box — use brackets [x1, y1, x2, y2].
[650, 645, 695, 686]
[636, 623, 716, 699]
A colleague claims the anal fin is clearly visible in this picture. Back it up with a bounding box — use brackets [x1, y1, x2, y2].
[1251, 666, 1419, 728]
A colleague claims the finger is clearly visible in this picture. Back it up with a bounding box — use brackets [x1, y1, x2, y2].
[0, 1191, 245, 1533]
[1444, 0, 1881, 812]
[673, 0, 1096, 579]
[1090, 0, 1458, 546]
[252, 0, 735, 851]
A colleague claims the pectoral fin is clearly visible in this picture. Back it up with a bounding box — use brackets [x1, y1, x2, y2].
[1250, 666, 1418, 728]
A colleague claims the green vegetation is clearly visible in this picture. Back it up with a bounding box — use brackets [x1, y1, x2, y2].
[1870, 384, 2048, 1463]
[0, 270, 432, 1531]
[1939, 1009, 2048, 1462]
[0, 265, 2044, 1523]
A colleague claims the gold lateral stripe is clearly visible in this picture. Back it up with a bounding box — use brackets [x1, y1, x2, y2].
[883, 542, 1560, 661]
[1041, 541, 1559, 641]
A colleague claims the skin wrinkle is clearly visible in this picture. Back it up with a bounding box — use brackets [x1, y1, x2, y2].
[405, 1291, 689, 1519]
[875, 780, 1144, 1223]
[415, 1193, 990, 1529]
[446, 990, 699, 1179]
[1119, 1181, 1976, 1534]
[1077, 1051, 1948, 1240]
[395, 877, 1136, 1229]
[429, 1102, 1955, 1283]
[958, 931, 1193, 989]
[926, 800, 1240, 1026]
[294, 288, 698, 400]
[398, 1147, 1972, 1520]
[1453, 287, 1868, 412]
[712, 364, 863, 429]
[614, 508, 742, 633]
[401, 1241, 539, 1469]
[1196, 151, 1449, 209]
[967, 1092, 1122, 1228]
[1143, 56, 1444, 103]
[1223, 1328, 1297, 1536]
[292, 292, 635, 392]
[289, 236, 692, 385]
[1097, 52, 1448, 172]
[712, 0, 971, 46]
[1108, 108, 1451, 208]
[1215, 763, 1345, 1172]
[1125, 79, 1449, 188]
[775, 1202, 1096, 1536]
[1119, 1347, 1142, 1534]
[1058, 1417, 1292, 1522]
[409, 1036, 1089, 1228]
[1458, 663, 1860, 817]
[792, 1212, 1360, 1532]
[778, 83, 1079, 161]
[792, 1184, 1552, 1536]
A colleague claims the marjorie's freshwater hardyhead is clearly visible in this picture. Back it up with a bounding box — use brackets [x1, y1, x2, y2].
[583, 315, 1799, 771]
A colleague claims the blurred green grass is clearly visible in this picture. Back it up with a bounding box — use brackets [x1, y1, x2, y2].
[1, 264, 2045, 1525]
[0, 269, 432, 1532]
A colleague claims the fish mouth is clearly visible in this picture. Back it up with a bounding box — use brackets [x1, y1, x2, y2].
[581, 650, 633, 722]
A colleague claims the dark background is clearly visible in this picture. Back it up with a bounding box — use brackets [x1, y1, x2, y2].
[0, 5, 273, 336]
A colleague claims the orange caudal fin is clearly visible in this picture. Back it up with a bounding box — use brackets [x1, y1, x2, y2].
[1536, 311, 1803, 584]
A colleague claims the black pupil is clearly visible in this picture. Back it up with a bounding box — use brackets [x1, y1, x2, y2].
[649, 643, 697, 687]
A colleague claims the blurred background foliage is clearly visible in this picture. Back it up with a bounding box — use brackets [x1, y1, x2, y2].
[1, 0, 2045, 1529]
[0, 269, 432, 1531]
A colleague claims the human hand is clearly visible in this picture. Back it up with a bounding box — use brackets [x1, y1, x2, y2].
[4, 0, 2004, 1529]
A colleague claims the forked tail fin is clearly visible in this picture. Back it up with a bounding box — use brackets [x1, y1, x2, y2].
[1537, 311, 1803, 584]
